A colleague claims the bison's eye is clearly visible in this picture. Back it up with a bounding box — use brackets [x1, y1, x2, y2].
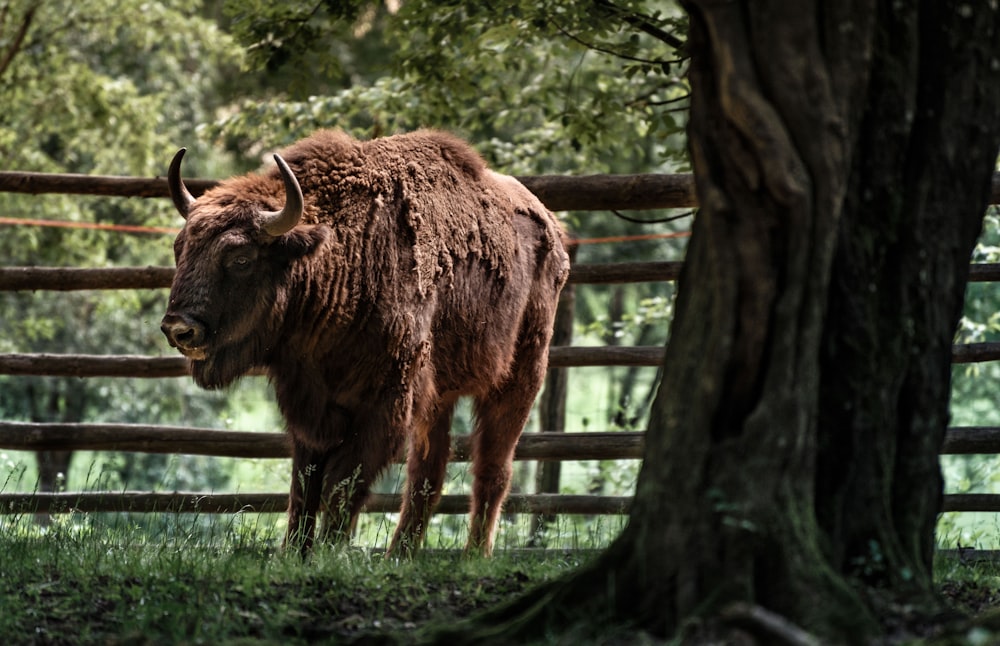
[224, 246, 258, 276]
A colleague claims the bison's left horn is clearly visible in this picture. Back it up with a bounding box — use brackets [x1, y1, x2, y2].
[167, 148, 196, 219]
[258, 154, 304, 236]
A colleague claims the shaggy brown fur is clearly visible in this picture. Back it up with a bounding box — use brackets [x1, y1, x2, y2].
[161, 130, 569, 556]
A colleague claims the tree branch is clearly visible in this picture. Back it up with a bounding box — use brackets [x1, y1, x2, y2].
[547, 16, 668, 66]
[0, 5, 36, 81]
[595, 0, 686, 51]
[626, 90, 690, 110]
[251, 0, 324, 55]
[609, 209, 694, 224]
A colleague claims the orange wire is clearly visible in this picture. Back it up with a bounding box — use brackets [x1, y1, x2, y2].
[0, 217, 181, 235]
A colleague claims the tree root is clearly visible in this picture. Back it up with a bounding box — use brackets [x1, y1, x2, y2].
[720, 602, 823, 646]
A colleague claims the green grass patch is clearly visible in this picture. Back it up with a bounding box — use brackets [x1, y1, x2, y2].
[0, 513, 591, 644]
[936, 553, 1000, 613]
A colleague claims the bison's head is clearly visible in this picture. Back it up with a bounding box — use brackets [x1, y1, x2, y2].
[161, 148, 324, 389]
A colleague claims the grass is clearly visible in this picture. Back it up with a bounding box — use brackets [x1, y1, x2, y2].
[11, 512, 1000, 644]
[0, 444, 630, 643]
[936, 554, 1000, 614]
[0, 512, 597, 645]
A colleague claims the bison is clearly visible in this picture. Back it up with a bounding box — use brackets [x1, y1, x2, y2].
[161, 130, 569, 556]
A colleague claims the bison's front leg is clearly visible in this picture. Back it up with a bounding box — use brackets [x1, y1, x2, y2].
[314, 398, 409, 546]
[315, 450, 369, 544]
[284, 441, 329, 555]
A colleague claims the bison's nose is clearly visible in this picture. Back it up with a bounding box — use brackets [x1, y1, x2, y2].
[161, 313, 207, 352]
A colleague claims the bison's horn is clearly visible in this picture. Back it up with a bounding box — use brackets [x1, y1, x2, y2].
[258, 154, 304, 236]
[167, 148, 196, 219]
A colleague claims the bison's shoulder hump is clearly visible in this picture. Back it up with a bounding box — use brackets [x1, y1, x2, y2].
[366, 130, 485, 182]
[279, 130, 362, 167]
[276, 129, 488, 188]
[420, 130, 486, 180]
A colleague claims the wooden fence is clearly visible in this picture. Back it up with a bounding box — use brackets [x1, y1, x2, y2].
[1, 169, 1000, 522]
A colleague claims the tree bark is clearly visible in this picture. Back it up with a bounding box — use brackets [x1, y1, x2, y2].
[582, 1, 876, 635]
[816, 1, 1000, 600]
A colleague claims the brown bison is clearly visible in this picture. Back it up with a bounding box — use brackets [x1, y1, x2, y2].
[161, 130, 569, 556]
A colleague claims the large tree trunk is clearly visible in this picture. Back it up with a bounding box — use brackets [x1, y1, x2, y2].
[816, 1, 1000, 601]
[433, 2, 1000, 644]
[569, 2, 877, 636]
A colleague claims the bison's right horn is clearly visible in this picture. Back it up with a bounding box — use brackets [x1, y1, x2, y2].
[258, 154, 304, 236]
[167, 148, 196, 219]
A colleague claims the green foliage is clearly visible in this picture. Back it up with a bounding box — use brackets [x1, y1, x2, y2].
[1, 0, 241, 173]
[0, 0, 258, 493]
[216, 0, 689, 175]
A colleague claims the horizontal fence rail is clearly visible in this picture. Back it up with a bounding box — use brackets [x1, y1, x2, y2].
[2, 169, 999, 210]
[0, 347, 667, 378]
[0, 423, 645, 461]
[0, 492, 633, 516]
[9, 261, 1000, 293]
[0, 422, 995, 458]
[5, 343, 1000, 379]
[0, 490, 984, 516]
[4, 424, 1000, 515]
[0, 266, 176, 291]
[0, 171, 700, 212]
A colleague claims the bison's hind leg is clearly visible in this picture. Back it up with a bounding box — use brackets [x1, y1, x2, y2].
[388, 394, 458, 557]
[468, 307, 553, 556]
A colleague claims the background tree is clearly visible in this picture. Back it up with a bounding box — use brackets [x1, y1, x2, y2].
[0, 0, 250, 495]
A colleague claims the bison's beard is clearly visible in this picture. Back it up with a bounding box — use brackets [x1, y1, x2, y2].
[186, 344, 259, 390]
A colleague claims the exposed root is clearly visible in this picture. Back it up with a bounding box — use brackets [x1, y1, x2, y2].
[719, 602, 823, 646]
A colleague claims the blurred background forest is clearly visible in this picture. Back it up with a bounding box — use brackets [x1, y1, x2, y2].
[0, 0, 997, 549]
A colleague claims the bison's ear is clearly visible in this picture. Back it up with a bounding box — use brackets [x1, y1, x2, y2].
[274, 224, 331, 259]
